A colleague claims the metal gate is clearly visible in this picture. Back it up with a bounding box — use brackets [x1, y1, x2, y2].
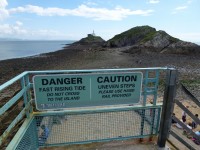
[0, 68, 174, 149]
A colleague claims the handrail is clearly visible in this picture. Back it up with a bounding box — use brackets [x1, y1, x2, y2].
[168, 84, 200, 149]
[0, 67, 169, 91]
[0, 102, 30, 145]
[170, 129, 196, 150]
[5, 115, 34, 150]
[27, 67, 169, 74]
[0, 86, 28, 116]
[172, 116, 199, 140]
[0, 72, 30, 147]
[175, 99, 200, 124]
[0, 72, 28, 91]
[181, 84, 200, 107]
[0, 67, 168, 114]
[33, 103, 163, 116]
[0, 67, 170, 91]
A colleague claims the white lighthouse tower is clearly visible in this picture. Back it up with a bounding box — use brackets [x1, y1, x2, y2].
[92, 30, 95, 36]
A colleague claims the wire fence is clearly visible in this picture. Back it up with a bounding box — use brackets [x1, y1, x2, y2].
[1, 68, 166, 149]
[15, 107, 161, 149]
[16, 119, 38, 150]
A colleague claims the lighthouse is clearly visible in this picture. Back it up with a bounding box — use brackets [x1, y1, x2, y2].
[92, 30, 95, 36]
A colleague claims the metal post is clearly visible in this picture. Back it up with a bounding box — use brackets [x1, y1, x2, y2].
[157, 69, 177, 148]
[140, 109, 145, 142]
[20, 76, 30, 118]
[149, 70, 159, 141]
[25, 74, 33, 114]
[140, 70, 148, 141]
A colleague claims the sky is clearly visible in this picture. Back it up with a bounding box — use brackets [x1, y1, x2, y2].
[0, 0, 200, 43]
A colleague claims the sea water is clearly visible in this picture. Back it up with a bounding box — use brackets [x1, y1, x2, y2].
[0, 40, 74, 60]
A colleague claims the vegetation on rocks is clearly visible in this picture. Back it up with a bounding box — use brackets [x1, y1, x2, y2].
[74, 34, 105, 45]
[104, 25, 200, 55]
[105, 25, 157, 47]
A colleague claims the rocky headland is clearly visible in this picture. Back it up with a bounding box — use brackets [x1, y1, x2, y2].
[104, 25, 200, 55]
[0, 25, 200, 149]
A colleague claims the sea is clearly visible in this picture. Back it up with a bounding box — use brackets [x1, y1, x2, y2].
[0, 40, 74, 61]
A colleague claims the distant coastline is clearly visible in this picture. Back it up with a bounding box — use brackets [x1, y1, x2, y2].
[0, 40, 75, 61]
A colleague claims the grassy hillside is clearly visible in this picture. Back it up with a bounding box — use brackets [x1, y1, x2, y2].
[106, 25, 180, 47]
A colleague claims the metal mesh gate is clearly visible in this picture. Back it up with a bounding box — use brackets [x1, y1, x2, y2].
[15, 119, 38, 150]
[31, 107, 161, 148]
[2, 68, 168, 149]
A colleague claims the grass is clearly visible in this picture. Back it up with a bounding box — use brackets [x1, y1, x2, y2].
[80, 35, 104, 43]
[107, 25, 180, 46]
[108, 26, 156, 43]
[140, 31, 157, 43]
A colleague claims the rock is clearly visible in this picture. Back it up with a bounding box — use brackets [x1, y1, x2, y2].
[105, 25, 200, 55]
[163, 41, 200, 54]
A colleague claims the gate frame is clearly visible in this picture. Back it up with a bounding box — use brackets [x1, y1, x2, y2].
[157, 69, 177, 148]
[0, 67, 176, 149]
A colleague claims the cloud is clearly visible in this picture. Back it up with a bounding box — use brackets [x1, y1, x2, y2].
[0, 0, 8, 8]
[16, 21, 23, 26]
[187, 0, 192, 4]
[172, 5, 188, 14]
[9, 4, 154, 20]
[84, 1, 97, 6]
[29, 29, 77, 40]
[0, 22, 72, 40]
[172, 0, 192, 14]
[0, 0, 9, 20]
[0, 9, 9, 20]
[175, 6, 188, 10]
[32, 29, 61, 36]
[0, 23, 27, 35]
[148, 0, 160, 4]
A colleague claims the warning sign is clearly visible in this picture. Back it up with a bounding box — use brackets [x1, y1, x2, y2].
[33, 72, 143, 110]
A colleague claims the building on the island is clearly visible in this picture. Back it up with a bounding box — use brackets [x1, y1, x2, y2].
[92, 30, 95, 36]
[87, 30, 96, 37]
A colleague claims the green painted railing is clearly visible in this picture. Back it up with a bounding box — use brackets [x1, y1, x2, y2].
[0, 67, 170, 149]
